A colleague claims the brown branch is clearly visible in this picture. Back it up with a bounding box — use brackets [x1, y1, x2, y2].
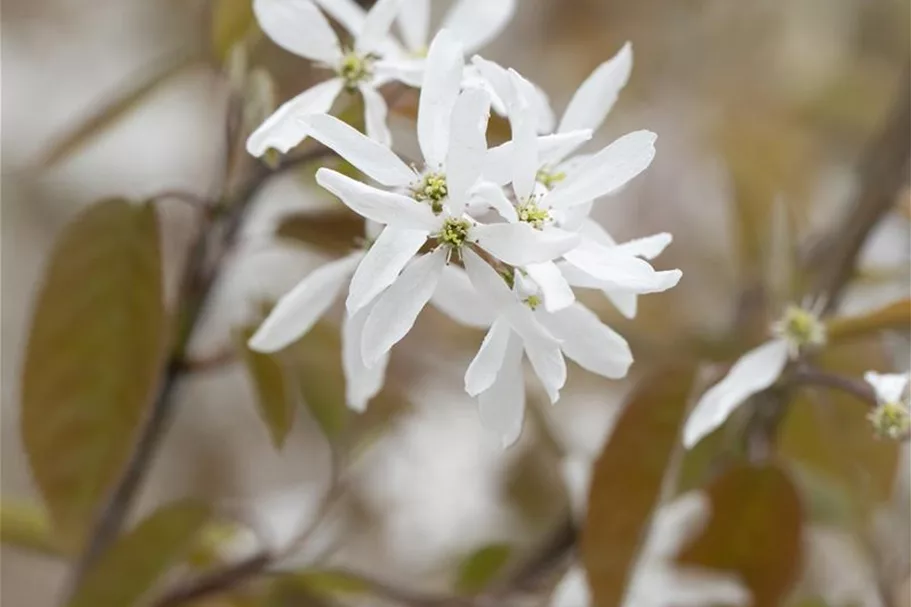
[790, 367, 877, 406]
[154, 552, 272, 607]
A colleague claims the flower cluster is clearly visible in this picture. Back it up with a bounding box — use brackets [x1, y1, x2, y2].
[247, 0, 681, 447]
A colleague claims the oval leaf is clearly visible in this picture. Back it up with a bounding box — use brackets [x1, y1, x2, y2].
[826, 298, 910, 343]
[237, 326, 297, 448]
[676, 463, 804, 607]
[21, 199, 165, 548]
[581, 365, 696, 607]
[275, 211, 365, 256]
[68, 500, 210, 607]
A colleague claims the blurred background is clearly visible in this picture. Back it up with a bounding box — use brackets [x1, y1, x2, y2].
[2, 0, 910, 605]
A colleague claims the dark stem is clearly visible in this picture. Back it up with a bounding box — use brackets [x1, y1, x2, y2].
[153, 552, 271, 607]
[790, 367, 877, 406]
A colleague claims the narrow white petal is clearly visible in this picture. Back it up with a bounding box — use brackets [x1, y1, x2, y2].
[563, 243, 674, 292]
[508, 70, 540, 201]
[577, 217, 616, 245]
[683, 339, 790, 448]
[397, 0, 430, 51]
[524, 261, 575, 312]
[342, 305, 389, 412]
[374, 58, 426, 87]
[557, 42, 632, 134]
[472, 223, 580, 266]
[524, 332, 566, 404]
[418, 30, 464, 167]
[544, 130, 657, 210]
[478, 334, 526, 448]
[254, 0, 341, 63]
[470, 55, 514, 110]
[560, 257, 679, 298]
[864, 371, 910, 404]
[442, 0, 516, 54]
[465, 318, 512, 396]
[538, 129, 593, 167]
[613, 232, 673, 260]
[527, 81, 556, 134]
[356, 0, 403, 54]
[317, 168, 438, 230]
[346, 226, 427, 313]
[312, 0, 366, 34]
[483, 130, 593, 186]
[248, 254, 362, 353]
[246, 79, 343, 157]
[361, 248, 446, 365]
[446, 87, 491, 212]
[605, 290, 638, 319]
[539, 303, 633, 379]
[302, 115, 416, 186]
[472, 181, 518, 222]
[359, 84, 392, 147]
[430, 264, 495, 329]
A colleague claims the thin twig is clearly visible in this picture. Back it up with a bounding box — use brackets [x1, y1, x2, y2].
[790, 367, 877, 406]
[154, 552, 272, 607]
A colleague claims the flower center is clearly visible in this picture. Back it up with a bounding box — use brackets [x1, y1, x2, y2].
[868, 401, 910, 440]
[437, 217, 471, 249]
[338, 51, 375, 89]
[523, 294, 542, 310]
[536, 167, 566, 189]
[412, 172, 449, 213]
[517, 199, 552, 230]
[771, 304, 826, 357]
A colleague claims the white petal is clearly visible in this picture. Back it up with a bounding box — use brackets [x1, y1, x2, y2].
[563, 242, 676, 292]
[248, 254, 362, 353]
[864, 371, 910, 404]
[472, 223, 580, 266]
[442, 0, 516, 54]
[346, 226, 427, 313]
[465, 318, 512, 396]
[356, 0, 403, 54]
[254, 0, 341, 63]
[613, 232, 673, 260]
[342, 305, 389, 412]
[483, 130, 593, 186]
[301, 115, 416, 186]
[361, 248, 446, 365]
[374, 58, 426, 87]
[605, 290, 638, 319]
[470, 55, 514, 110]
[477, 334, 526, 448]
[576, 217, 615, 245]
[508, 70, 540, 201]
[312, 0, 366, 34]
[472, 181, 517, 222]
[359, 84, 392, 147]
[557, 42, 632, 134]
[524, 261, 575, 312]
[316, 169, 438, 230]
[246, 79, 343, 157]
[544, 130, 657, 210]
[430, 264, 495, 329]
[524, 331, 566, 404]
[529, 83, 556, 134]
[418, 30, 464, 167]
[539, 303, 633, 379]
[683, 338, 790, 448]
[446, 87, 491, 212]
[397, 0, 430, 52]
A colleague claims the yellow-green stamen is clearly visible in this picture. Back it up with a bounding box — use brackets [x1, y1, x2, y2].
[438, 217, 471, 249]
[517, 200, 551, 229]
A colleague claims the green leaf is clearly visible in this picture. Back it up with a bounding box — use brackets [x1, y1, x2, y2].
[581, 365, 695, 607]
[237, 327, 297, 449]
[677, 463, 804, 607]
[288, 322, 352, 441]
[0, 499, 57, 556]
[21, 199, 165, 549]
[39, 52, 195, 167]
[278, 570, 369, 597]
[826, 298, 910, 343]
[68, 500, 210, 607]
[275, 211, 365, 257]
[212, 0, 256, 63]
[455, 544, 513, 594]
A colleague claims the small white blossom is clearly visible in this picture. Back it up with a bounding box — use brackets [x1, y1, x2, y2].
[864, 371, 911, 439]
[246, 0, 409, 156]
[683, 302, 826, 448]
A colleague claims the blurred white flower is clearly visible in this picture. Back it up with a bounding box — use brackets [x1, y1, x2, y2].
[247, 0, 408, 155]
[864, 370, 911, 439]
[683, 302, 827, 448]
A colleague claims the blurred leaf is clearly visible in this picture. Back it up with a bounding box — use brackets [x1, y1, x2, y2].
[0, 499, 57, 556]
[456, 544, 513, 594]
[22, 199, 164, 548]
[212, 0, 256, 63]
[581, 365, 695, 607]
[677, 463, 803, 607]
[39, 52, 195, 167]
[236, 327, 297, 449]
[826, 298, 910, 343]
[275, 211, 364, 256]
[288, 322, 352, 441]
[68, 500, 210, 607]
[787, 463, 856, 527]
[271, 569, 369, 604]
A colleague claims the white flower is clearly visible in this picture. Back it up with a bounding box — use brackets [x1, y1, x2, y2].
[300, 30, 579, 367]
[461, 248, 633, 447]
[683, 302, 826, 448]
[864, 371, 911, 439]
[246, 0, 408, 156]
